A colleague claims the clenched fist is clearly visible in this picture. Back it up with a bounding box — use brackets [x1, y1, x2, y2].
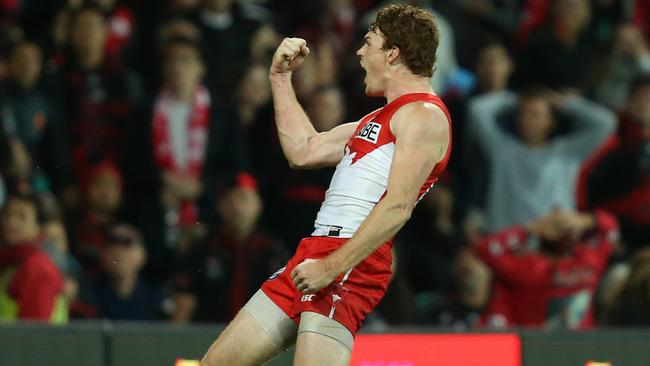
[291, 258, 336, 294]
[270, 37, 310, 76]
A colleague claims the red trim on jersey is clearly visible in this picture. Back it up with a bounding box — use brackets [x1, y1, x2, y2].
[347, 93, 453, 200]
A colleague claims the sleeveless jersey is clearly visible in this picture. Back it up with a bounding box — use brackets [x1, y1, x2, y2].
[312, 92, 452, 238]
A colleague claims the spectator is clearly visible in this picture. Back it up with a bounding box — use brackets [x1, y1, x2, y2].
[171, 174, 288, 323]
[0, 193, 66, 323]
[468, 89, 615, 232]
[474, 209, 619, 329]
[1, 40, 72, 195]
[126, 37, 247, 279]
[430, 246, 492, 329]
[445, 38, 514, 125]
[586, 76, 650, 252]
[472, 40, 514, 95]
[92, 223, 164, 320]
[590, 23, 650, 110]
[62, 5, 141, 184]
[515, 0, 600, 91]
[136, 18, 203, 91]
[73, 160, 124, 276]
[236, 62, 271, 132]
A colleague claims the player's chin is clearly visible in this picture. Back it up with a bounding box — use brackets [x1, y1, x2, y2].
[364, 86, 383, 97]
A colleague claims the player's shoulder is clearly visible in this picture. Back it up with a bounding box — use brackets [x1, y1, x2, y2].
[390, 101, 449, 137]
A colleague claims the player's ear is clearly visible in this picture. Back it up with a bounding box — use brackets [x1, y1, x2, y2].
[386, 46, 400, 64]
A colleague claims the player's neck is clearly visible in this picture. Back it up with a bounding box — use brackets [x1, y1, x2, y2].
[383, 73, 434, 103]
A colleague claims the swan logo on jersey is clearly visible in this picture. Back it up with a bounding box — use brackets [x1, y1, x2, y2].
[356, 121, 382, 144]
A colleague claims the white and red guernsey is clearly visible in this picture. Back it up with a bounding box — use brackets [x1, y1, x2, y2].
[312, 92, 452, 240]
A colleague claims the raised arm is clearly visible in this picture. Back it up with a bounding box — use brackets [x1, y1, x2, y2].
[291, 102, 450, 293]
[555, 96, 616, 159]
[269, 37, 356, 169]
[466, 91, 518, 155]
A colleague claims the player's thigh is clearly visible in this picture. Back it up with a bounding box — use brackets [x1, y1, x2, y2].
[293, 311, 353, 366]
[201, 290, 297, 366]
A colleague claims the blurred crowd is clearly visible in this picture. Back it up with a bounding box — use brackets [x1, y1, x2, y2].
[0, 0, 649, 331]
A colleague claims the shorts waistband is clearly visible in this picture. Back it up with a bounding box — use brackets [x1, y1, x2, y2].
[311, 225, 352, 238]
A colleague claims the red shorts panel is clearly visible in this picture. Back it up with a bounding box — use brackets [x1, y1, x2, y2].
[260, 236, 393, 334]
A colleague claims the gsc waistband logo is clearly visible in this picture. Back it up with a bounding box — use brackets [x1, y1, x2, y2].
[301, 294, 315, 302]
[356, 122, 381, 144]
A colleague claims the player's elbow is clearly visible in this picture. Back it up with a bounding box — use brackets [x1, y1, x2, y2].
[286, 146, 314, 169]
[288, 137, 323, 169]
[288, 157, 312, 169]
[288, 159, 302, 169]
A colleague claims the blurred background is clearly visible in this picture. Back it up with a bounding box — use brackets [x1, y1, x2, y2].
[0, 0, 650, 364]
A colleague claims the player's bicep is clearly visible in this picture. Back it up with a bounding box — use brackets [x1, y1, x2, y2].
[298, 122, 358, 169]
[385, 105, 449, 204]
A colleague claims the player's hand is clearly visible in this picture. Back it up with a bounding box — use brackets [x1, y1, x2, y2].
[291, 258, 335, 294]
[269, 37, 310, 76]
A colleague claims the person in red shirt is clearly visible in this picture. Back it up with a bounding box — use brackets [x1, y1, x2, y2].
[0, 194, 65, 322]
[474, 209, 619, 329]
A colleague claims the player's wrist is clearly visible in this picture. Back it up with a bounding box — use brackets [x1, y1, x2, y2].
[321, 257, 342, 278]
[269, 70, 292, 81]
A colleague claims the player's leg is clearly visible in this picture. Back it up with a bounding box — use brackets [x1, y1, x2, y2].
[200, 290, 297, 366]
[293, 311, 353, 366]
